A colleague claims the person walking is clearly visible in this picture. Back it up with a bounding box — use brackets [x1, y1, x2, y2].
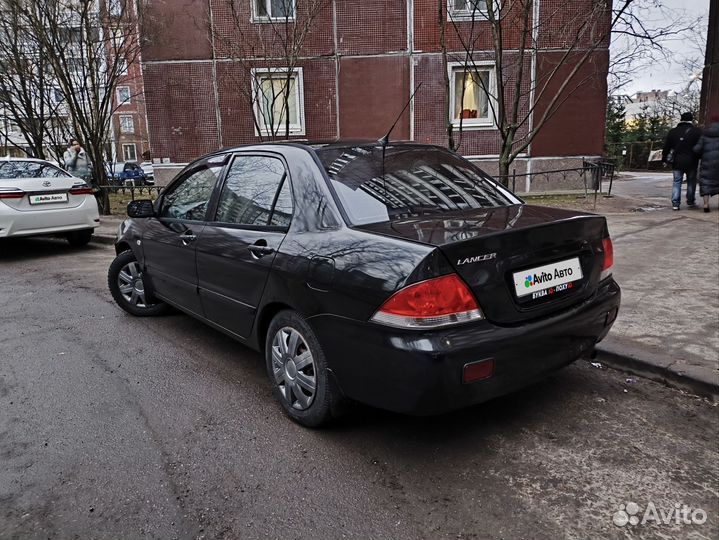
[662, 112, 702, 210]
[693, 115, 719, 213]
[63, 138, 91, 181]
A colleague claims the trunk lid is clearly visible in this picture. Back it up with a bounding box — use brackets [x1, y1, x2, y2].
[0, 176, 85, 211]
[358, 205, 610, 324]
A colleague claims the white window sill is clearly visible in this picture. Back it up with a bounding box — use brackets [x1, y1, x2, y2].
[450, 121, 496, 130]
[256, 127, 305, 137]
[448, 10, 490, 21]
[251, 16, 296, 23]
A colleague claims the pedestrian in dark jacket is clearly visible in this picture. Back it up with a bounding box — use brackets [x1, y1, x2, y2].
[662, 112, 702, 210]
[693, 116, 719, 213]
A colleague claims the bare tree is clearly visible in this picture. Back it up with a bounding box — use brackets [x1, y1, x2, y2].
[0, 0, 71, 160]
[215, 0, 329, 140]
[18, 0, 145, 213]
[609, 3, 703, 93]
[441, 0, 701, 185]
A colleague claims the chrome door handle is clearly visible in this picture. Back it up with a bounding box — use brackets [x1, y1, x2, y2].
[248, 245, 275, 258]
[180, 231, 196, 245]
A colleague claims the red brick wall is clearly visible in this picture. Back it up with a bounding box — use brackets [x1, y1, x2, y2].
[141, 0, 211, 61]
[336, 0, 407, 55]
[413, 51, 531, 156]
[217, 58, 338, 146]
[531, 50, 609, 157]
[143, 62, 220, 162]
[210, 0, 334, 59]
[140, 0, 610, 165]
[339, 55, 410, 139]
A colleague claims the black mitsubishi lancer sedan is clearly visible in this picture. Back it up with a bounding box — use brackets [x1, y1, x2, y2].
[108, 142, 620, 427]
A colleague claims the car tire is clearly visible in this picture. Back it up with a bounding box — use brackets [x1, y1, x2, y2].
[108, 250, 167, 317]
[265, 310, 344, 427]
[66, 229, 93, 247]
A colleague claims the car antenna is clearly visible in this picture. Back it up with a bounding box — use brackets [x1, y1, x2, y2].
[378, 83, 422, 207]
[378, 82, 422, 147]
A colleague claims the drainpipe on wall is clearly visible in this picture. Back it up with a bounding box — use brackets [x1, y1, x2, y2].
[332, 0, 340, 139]
[208, 0, 223, 150]
[407, 0, 415, 141]
[525, 0, 540, 192]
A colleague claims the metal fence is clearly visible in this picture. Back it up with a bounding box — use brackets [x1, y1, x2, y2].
[605, 141, 665, 170]
[507, 159, 616, 196]
[98, 185, 162, 200]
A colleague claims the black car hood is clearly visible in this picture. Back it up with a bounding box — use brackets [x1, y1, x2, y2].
[356, 204, 593, 246]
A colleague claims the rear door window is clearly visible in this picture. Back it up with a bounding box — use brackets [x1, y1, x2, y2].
[214, 155, 293, 228]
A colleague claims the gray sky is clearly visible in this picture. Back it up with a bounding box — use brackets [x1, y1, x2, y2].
[613, 0, 710, 95]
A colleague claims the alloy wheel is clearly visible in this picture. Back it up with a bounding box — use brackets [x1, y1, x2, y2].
[271, 327, 317, 410]
[117, 261, 153, 308]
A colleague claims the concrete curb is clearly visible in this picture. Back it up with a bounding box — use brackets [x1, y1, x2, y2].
[595, 343, 719, 402]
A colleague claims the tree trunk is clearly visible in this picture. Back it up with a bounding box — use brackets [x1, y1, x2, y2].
[498, 156, 511, 188]
[86, 143, 111, 215]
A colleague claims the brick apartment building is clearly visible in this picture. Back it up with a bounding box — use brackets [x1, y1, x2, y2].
[111, 56, 151, 164]
[140, 0, 610, 190]
[109, 4, 151, 165]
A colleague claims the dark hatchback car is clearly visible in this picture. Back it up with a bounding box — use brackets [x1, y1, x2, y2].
[108, 142, 620, 426]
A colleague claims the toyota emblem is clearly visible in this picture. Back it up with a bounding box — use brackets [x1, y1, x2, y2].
[42, 180, 51, 187]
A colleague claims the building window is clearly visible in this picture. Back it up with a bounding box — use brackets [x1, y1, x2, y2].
[117, 56, 128, 76]
[448, 0, 490, 20]
[50, 88, 65, 104]
[122, 143, 137, 162]
[108, 0, 123, 17]
[116, 86, 131, 105]
[119, 115, 134, 134]
[252, 0, 295, 21]
[251, 68, 305, 136]
[448, 64, 496, 128]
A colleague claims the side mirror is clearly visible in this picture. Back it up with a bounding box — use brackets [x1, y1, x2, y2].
[127, 199, 155, 218]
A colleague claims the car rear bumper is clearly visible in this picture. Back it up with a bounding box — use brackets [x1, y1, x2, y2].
[0, 198, 99, 238]
[308, 279, 621, 415]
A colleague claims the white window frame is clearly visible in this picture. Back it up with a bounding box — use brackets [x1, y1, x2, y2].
[448, 61, 497, 130]
[119, 114, 134, 134]
[251, 67, 306, 137]
[122, 143, 137, 162]
[116, 86, 131, 105]
[447, 0, 492, 21]
[251, 0, 296, 22]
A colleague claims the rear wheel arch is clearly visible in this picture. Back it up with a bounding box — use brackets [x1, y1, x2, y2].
[256, 302, 295, 351]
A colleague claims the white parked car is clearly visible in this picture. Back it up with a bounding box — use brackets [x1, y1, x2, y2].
[140, 161, 154, 181]
[0, 157, 99, 246]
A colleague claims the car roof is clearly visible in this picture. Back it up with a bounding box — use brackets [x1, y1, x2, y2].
[205, 140, 445, 161]
[177, 140, 454, 176]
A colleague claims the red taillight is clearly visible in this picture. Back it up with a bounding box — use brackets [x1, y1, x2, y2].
[371, 274, 483, 329]
[0, 189, 25, 199]
[600, 237, 614, 280]
[69, 186, 94, 195]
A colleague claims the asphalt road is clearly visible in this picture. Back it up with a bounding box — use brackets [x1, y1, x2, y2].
[1, 238, 718, 540]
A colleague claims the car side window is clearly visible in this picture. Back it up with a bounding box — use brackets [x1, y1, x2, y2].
[215, 155, 293, 228]
[160, 166, 222, 221]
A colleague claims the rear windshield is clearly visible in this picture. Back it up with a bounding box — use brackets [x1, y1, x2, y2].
[316, 145, 515, 225]
[0, 161, 71, 179]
